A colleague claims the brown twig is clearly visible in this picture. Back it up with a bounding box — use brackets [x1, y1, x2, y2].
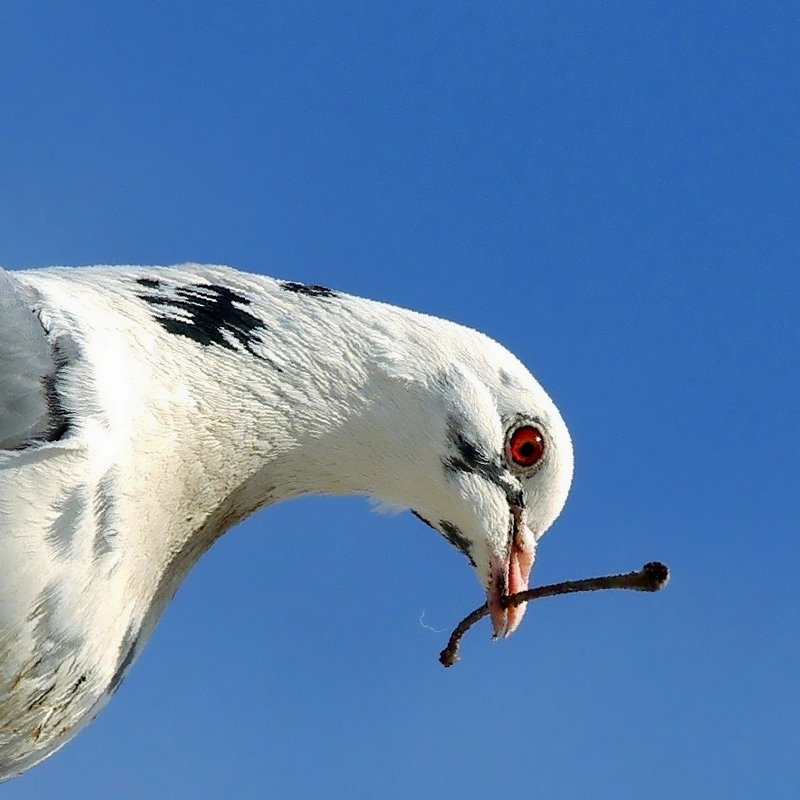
[439, 561, 669, 667]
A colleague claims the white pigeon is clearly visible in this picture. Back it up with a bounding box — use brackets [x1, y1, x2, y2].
[0, 264, 573, 780]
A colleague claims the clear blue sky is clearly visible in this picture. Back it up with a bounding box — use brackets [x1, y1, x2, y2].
[2, 3, 797, 798]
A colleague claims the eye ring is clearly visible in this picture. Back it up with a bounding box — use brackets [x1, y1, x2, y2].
[506, 425, 545, 469]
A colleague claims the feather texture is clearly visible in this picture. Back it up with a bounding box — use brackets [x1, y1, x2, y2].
[0, 264, 573, 780]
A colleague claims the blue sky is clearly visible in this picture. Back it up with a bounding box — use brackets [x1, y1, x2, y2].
[1, 2, 797, 797]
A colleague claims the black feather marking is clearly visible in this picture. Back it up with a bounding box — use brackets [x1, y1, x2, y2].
[278, 281, 337, 299]
[134, 277, 161, 289]
[93, 468, 120, 559]
[38, 333, 75, 445]
[108, 623, 140, 695]
[411, 510, 435, 529]
[443, 420, 524, 509]
[137, 282, 282, 370]
[41, 375, 70, 442]
[45, 486, 89, 556]
[451, 429, 488, 472]
[498, 368, 517, 388]
[439, 520, 477, 567]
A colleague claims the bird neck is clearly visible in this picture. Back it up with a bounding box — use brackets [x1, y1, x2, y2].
[155, 277, 445, 545]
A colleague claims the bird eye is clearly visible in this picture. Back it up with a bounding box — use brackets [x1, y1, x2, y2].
[506, 425, 545, 469]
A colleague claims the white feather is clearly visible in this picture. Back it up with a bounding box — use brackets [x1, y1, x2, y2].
[0, 264, 573, 780]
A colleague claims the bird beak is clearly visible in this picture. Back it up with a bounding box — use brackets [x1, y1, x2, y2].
[487, 508, 536, 638]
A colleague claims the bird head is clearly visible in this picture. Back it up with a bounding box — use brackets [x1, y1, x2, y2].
[280, 300, 573, 639]
[364, 327, 574, 639]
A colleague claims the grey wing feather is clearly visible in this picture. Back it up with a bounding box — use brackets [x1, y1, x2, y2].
[0, 268, 57, 449]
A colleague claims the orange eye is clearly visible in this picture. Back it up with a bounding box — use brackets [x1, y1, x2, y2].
[507, 425, 545, 468]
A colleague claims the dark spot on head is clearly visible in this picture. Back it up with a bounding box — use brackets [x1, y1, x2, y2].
[444, 417, 497, 477]
[278, 281, 337, 299]
[498, 368, 516, 388]
[136, 281, 282, 370]
[443, 418, 524, 509]
[438, 521, 477, 567]
[451, 430, 486, 473]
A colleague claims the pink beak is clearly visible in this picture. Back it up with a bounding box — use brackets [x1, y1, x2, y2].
[487, 519, 535, 638]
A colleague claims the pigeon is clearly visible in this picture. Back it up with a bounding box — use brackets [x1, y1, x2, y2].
[0, 264, 573, 780]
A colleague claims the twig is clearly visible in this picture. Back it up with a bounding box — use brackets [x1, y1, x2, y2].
[439, 561, 669, 667]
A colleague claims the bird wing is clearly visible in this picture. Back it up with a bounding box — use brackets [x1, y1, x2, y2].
[0, 268, 59, 449]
